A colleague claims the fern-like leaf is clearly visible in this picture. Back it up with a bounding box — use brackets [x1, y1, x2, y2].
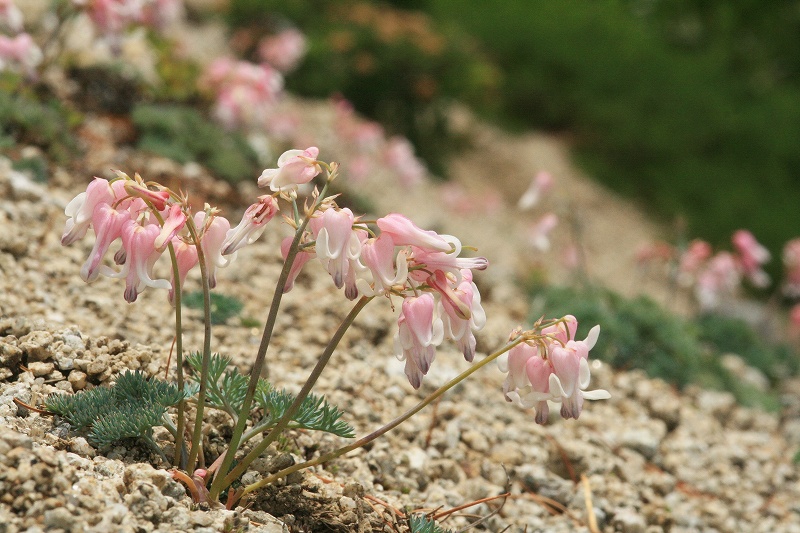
[253, 386, 355, 439]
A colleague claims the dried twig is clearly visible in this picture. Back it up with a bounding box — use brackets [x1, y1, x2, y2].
[581, 474, 601, 533]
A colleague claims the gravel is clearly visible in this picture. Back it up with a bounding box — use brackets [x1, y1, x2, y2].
[2, 116, 800, 532]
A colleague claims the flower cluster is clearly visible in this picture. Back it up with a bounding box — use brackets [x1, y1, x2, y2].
[0, 1, 41, 78]
[60, 171, 278, 303]
[72, 0, 183, 35]
[498, 316, 609, 424]
[201, 57, 285, 130]
[257, 156, 490, 387]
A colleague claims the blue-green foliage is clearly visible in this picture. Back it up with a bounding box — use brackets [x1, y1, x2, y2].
[531, 285, 794, 410]
[45, 370, 184, 448]
[407, 514, 452, 533]
[186, 352, 355, 439]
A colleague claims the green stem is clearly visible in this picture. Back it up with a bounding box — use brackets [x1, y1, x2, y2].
[218, 296, 372, 490]
[166, 240, 187, 468]
[185, 216, 212, 473]
[208, 182, 330, 500]
[239, 336, 525, 497]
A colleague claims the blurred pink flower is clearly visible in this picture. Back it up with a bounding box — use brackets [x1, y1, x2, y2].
[528, 213, 558, 252]
[384, 136, 426, 187]
[258, 28, 307, 73]
[732, 229, 771, 288]
[518, 171, 553, 211]
[0, 33, 42, 76]
[0, 0, 23, 34]
[783, 238, 800, 297]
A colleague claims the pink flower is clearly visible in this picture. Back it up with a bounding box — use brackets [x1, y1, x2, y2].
[356, 233, 409, 296]
[221, 195, 278, 255]
[732, 229, 771, 288]
[677, 239, 712, 286]
[430, 269, 486, 362]
[258, 147, 321, 192]
[114, 221, 171, 302]
[517, 171, 553, 211]
[258, 28, 307, 73]
[311, 207, 366, 299]
[783, 238, 800, 297]
[376, 213, 450, 252]
[168, 237, 198, 304]
[280, 235, 315, 293]
[62, 178, 116, 245]
[196, 213, 232, 289]
[154, 204, 186, 250]
[695, 251, 741, 310]
[394, 294, 444, 389]
[79, 203, 131, 283]
[408, 235, 488, 282]
[0, 33, 42, 77]
[203, 58, 284, 130]
[498, 319, 607, 424]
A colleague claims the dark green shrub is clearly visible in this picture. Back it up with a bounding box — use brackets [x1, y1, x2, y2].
[0, 83, 79, 163]
[131, 104, 259, 183]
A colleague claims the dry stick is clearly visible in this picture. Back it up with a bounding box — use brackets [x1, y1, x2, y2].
[432, 493, 510, 522]
[208, 183, 331, 500]
[184, 218, 212, 473]
[520, 492, 585, 527]
[581, 474, 601, 533]
[237, 337, 525, 499]
[12, 398, 52, 415]
[219, 296, 372, 490]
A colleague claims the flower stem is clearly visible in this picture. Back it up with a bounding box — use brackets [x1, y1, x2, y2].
[166, 239, 187, 468]
[208, 183, 330, 500]
[238, 335, 525, 498]
[218, 295, 372, 490]
[184, 216, 212, 473]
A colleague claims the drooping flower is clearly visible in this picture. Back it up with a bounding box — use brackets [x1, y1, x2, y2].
[498, 318, 607, 424]
[376, 213, 451, 252]
[311, 207, 366, 299]
[79, 203, 131, 283]
[221, 195, 278, 256]
[280, 235, 315, 293]
[394, 294, 444, 389]
[258, 147, 321, 192]
[356, 233, 409, 296]
[62, 177, 115, 246]
[430, 269, 486, 362]
[113, 221, 171, 303]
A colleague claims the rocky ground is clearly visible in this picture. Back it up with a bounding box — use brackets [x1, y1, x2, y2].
[2, 102, 800, 533]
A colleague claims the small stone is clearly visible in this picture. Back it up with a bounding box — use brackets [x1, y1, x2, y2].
[28, 361, 54, 377]
[19, 330, 55, 362]
[43, 507, 75, 530]
[613, 508, 647, 533]
[68, 370, 87, 390]
[461, 429, 490, 452]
